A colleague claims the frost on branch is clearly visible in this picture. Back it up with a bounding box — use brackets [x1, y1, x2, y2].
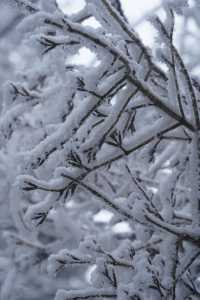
[2, 0, 200, 299]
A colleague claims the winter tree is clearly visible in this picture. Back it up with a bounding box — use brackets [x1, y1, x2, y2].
[1, 0, 200, 299]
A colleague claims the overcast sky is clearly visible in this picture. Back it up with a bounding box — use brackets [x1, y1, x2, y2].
[57, 0, 161, 45]
[57, 0, 162, 65]
[57, 0, 160, 19]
